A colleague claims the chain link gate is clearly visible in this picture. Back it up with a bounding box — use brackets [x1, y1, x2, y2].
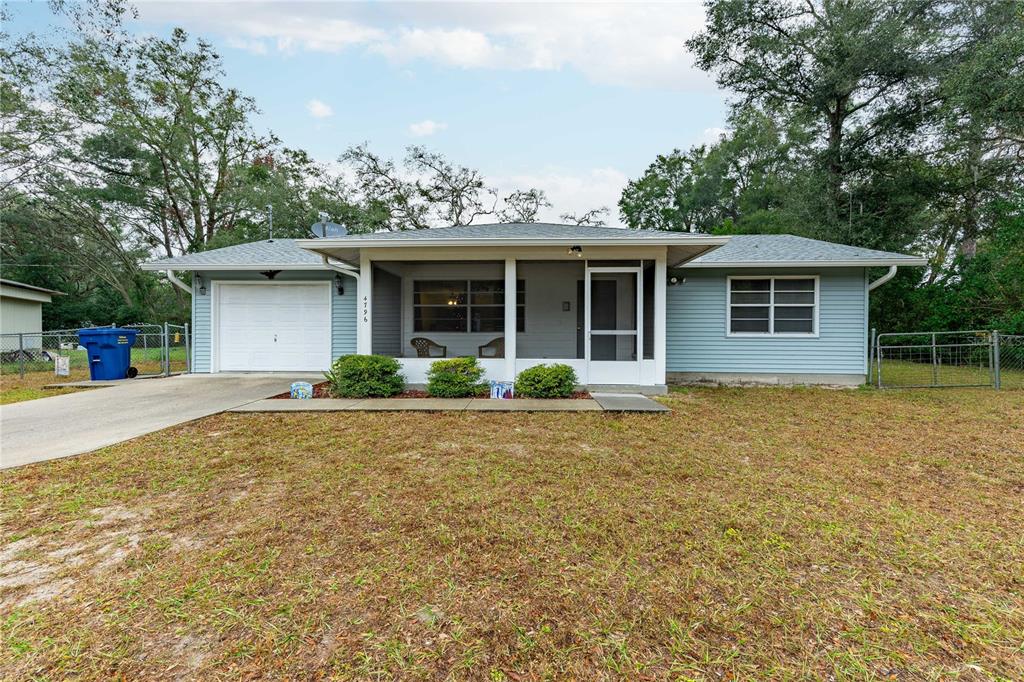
[0, 323, 190, 380]
[871, 330, 1023, 389]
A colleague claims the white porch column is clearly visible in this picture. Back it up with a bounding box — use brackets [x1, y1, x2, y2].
[654, 253, 667, 384]
[504, 257, 517, 381]
[357, 253, 372, 354]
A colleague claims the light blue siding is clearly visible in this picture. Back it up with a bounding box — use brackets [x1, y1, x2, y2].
[667, 267, 868, 376]
[189, 270, 357, 373]
[332, 275, 357, 359]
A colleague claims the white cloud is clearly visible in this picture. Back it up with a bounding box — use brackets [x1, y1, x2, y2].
[700, 126, 729, 144]
[408, 120, 447, 137]
[225, 36, 268, 55]
[134, 3, 713, 91]
[306, 99, 334, 119]
[373, 28, 500, 69]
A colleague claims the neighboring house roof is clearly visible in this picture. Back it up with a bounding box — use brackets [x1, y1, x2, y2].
[681, 234, 927, 268]
[0, 279, 63, 303]
[140, 239, 325, 271]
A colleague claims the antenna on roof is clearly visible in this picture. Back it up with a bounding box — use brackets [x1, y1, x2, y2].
[266, 204, 273, 242]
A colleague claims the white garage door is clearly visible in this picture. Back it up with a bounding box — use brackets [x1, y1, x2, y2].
[216, 283, 331, 372]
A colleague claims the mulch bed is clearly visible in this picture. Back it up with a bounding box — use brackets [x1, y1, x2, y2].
[271, 382, 590, 400]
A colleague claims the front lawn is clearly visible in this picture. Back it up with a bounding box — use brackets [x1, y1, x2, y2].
[0, 347, 188, 404]
[1, 387, 1022, 679]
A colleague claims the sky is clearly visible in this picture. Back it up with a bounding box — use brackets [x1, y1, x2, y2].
[7, 1, 729, 224]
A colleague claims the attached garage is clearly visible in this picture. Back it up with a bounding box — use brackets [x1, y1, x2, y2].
[213, 282, 331, 372]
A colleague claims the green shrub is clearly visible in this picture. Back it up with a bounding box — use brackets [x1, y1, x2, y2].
[514, 363, 578, 398]
[324, 354, 404, 398]
[426, 357, 487, 398]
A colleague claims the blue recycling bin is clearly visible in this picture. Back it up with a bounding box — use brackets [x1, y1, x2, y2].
[78, 328, 139, 381]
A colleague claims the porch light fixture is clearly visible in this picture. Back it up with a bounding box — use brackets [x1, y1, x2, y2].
[568, 245, 583, 258]
[196, 275, 207, 296]
[334, 273, 345, 296]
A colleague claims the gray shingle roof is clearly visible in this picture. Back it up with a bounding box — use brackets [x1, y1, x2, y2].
[683, 234, 926, 267]
[140, 239, 324, 270]
[141, 229, 926, 271]
[0, 279, 64, 295]
[326, 223, 710, 241]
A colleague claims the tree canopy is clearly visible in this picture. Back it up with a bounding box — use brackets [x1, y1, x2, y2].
[620, 0, 1024, 332]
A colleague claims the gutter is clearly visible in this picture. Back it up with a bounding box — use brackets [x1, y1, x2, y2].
[867, 265, 899, 291]
[684, 258, 928, 269]
[141, 263, 326, 271]
[165, 270, 193, 295]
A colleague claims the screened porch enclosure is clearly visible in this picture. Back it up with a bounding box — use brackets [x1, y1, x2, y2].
[368, 259, 660, 385]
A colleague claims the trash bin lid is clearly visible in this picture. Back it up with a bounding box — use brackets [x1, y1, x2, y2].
[78, 327, 139, 338]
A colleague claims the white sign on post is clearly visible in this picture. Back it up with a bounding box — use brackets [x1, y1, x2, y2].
[54, 355, 70, 377]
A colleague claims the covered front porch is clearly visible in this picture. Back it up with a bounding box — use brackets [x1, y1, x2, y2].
[365, 257, 663, 387]
[296, 226, 727, 389]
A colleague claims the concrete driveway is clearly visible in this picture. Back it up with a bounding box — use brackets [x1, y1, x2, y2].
[0, 374, 321, 469]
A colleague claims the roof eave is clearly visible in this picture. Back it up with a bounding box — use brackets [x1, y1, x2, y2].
[0, 280, 65, 295]
[681, 258, 929, 268]
[296, 236, 730, 250]
[140, 263, 326, 272]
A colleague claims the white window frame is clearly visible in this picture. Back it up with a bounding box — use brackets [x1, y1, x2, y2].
[726, 275, 819, 338]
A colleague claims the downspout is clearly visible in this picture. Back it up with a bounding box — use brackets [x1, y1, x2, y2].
[165, 270, 193, 295]
[321, 255, 361, 283]
[868, 265, 898, 291]
[866, 265, 897, 385]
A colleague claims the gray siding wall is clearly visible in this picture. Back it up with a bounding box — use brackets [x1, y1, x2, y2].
[666, 267, 868, 376]
[384, 261, 588, 358]
[190, 270, 356, 373]
[372, 268, 402, 357]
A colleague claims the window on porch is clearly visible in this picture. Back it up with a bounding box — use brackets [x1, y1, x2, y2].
[412, 280, 524, 333]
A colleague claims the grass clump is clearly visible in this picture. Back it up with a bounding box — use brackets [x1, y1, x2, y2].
[514, 363, 578, 398]
[426, 357, 487, 397]
[324, 354, 404, 398]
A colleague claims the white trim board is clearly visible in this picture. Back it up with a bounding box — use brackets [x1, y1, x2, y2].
[725, 275, 821, 339]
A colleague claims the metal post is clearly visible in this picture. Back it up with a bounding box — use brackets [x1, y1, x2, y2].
[163, 322, 170, 376]
[18, 333, 24, 378]
[876, 338, 883, 388]
[993, 330, 1001, 390]
[184, 323, 191, 374]
[868, 327, 876, 386]
[931, 333, 938, 387]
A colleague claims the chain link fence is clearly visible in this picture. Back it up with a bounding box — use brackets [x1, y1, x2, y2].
[870, 330, 1023, 389]
[0, 323, 189, 381]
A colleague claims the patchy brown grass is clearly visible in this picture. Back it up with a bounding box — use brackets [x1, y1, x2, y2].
[1, 387, 1022, 680]
[0, 370, 91, 405]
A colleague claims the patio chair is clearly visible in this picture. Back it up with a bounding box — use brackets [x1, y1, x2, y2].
[478, 337, 504, 358]
[410, 337, 446, 358]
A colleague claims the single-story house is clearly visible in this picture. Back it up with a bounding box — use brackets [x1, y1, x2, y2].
[0, 279, 63, 347]
[141, 223, 926, 391]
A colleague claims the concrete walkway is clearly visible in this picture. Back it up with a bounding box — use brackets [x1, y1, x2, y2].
[0, 373, 320, 469]
[230, 394, 668, 413]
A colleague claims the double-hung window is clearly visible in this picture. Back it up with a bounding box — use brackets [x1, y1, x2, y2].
[728, 277, 817, 336]
[413, 280, 525, 333]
